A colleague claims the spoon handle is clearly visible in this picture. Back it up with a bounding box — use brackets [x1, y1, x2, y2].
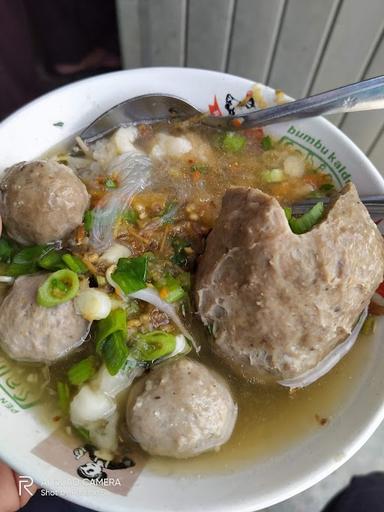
[206, 75, 384, 129]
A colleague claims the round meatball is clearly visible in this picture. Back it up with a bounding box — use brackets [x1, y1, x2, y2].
[195, 183, 384, 382]
[0, 274, 90, 363]
[0, 160, 89, 244]
[126, 357, 237, 458]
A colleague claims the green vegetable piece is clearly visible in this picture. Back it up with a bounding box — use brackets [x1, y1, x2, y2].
[83, 210, 94, 233]
[38, 249, 66, 271]
[122, 208, 139, 224]
[221, 132, 247, 153]
[319, 183, 335, 193]
[37, 269, 80, 308]
[0, 238, 16, 263]
[57, 381, 70, 413]
[73, 426, 90, 441]
[105, 177, 118, 189]
[133, 331, 176, 362]
[287, 202, 324, 235]
[62, 254, 88, 274]
[67, 356, 97, 386]
[261, 168, 284, 183]
[111, 255, 148, 295]
[53, 121, 64, 127]
[102, 331, 129, 376]
[191, 163, 208, 174]
[261, 135, 273, 150]
[4, 244, 52, 276]
[155, 274, 185, 303]
[95, 308, 127, 353]
[171, 237, 191, 269]
[13, 245, 50, 264]
[283, 207, 292, 220]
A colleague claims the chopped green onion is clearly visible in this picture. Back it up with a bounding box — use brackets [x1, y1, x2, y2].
[133, 331, 176, 362]
[283, 207, 292, 220]
[1, 262, 36, 277]
[171, 237, 191, 269]
[111, 255, 148, 295]
[1, 244, 52, 276]
[221, 132, 247, 153]
[261, 135, 273, 150]
[105, 177, 118, 189]
[62, 254, 88, 274]
[155, 274, 185, 303]
[102, 331, 129, 375]
[95, 308, 127, 353]
[83, 210, 94, 233]
[67, 356, 98, 386]
[287, 202, 324, 234]
[57, 381, 70, 413]
[13, 245, 50, 264]
[122, 208, 139, 224]
[37, 269, 80, 308]
[191, 163, 208, 174]
[261, 168, 284, 183]
[0, 238, 17, 263]
[53, 121, 64, 127]
[73, 426, 90, 441]
[319, 183, 335, 193]
[38, 249, 65, 271]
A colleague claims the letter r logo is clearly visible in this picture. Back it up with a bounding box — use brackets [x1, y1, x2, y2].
[18, 475, 34, 497]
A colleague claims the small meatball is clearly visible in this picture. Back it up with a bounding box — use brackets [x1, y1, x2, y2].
[126, 357, 237, 458]
[0, 160, 89, 244]
[0, 274, 90, 363]
[195, 183, 384, 382]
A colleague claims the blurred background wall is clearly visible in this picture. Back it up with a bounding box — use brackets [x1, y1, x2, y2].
[1, 0, 383, 170]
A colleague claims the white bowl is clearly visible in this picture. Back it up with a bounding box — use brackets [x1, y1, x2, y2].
[0, 68, 384, 512]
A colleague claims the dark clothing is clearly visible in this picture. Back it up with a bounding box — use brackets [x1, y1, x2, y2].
[322, 472, 384, 512]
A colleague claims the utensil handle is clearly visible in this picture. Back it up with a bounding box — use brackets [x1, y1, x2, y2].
[292, 194, 384, 220]
[207, 75, 384, 129]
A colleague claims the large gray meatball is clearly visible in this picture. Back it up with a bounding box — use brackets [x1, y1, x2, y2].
[195, 183, 384, 383]
[0, 160, 89, 244]
[126, 357, 237, 458]
[0, 274, 90, 363]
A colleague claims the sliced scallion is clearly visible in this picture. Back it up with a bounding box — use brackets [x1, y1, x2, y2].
[287, 202, 324, 234]
[155, 274, 185, 303]
[95, 308, 127, 353]
[102, 331, 129, 376]
[111, 255, 148, 295]
[67, 355, 98, 386]
[62, 254, 88, 274]
[57, 381, 70, 413]
[37, 269, 80, 308]
[221, 132, 247, 153]
[133, 331, 176, 362]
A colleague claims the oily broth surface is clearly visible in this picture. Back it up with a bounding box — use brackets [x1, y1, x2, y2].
[0, 122, 352, 473]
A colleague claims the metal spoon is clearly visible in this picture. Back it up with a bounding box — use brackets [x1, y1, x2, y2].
[293, 195, 384, 221]
[81, 75, 384, 143]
